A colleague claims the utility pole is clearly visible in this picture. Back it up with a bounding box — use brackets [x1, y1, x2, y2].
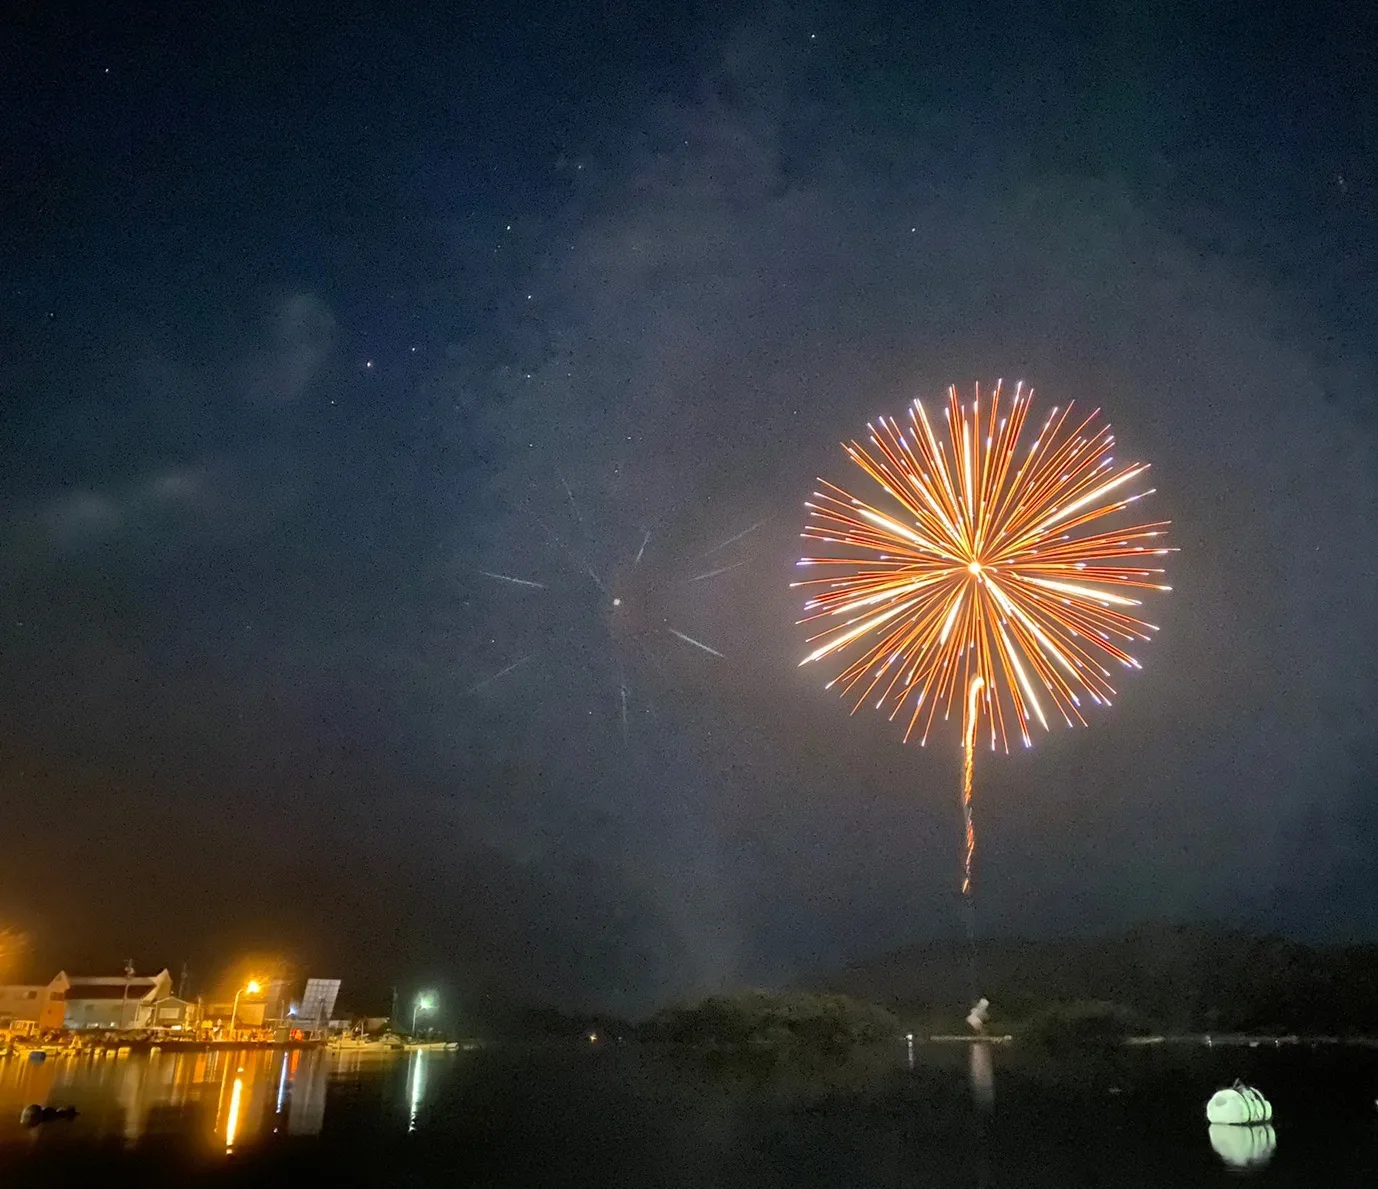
[390, 986, 398, 1031]
[121, 958, 135, 1030]
[178, 962, 190, 1000]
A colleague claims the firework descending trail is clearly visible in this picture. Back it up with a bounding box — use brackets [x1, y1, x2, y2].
[795, 380, 1172, 937]
[961, 677, 983, 897]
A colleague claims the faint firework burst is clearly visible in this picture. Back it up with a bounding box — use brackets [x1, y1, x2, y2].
[468, 473, 765, 739]
[795, 380, 1173, 906]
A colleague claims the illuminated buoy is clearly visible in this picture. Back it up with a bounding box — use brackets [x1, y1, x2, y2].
[1205, 1081, 1272, 1125]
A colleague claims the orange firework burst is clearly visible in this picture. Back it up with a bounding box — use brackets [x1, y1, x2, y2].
[795, 381, 1172, 899]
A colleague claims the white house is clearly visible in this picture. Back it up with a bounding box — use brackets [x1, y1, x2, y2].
[58, 969, 174, 1030]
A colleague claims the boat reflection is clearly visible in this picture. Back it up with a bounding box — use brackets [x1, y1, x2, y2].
[0, 1047, 385, 1153]
[968, 1041, 995, 1109]
[288, 1050, 329, 1136]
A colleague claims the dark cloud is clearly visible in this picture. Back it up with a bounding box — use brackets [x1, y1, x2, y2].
[27, 464, 211, 548]
[244, 293, 336, 404]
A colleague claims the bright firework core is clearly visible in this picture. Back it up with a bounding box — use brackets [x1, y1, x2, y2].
[604, 560, 655, 635]
[795, 380, 1173, 752]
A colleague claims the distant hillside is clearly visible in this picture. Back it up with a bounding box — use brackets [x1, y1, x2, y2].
[642, 990, 899, 1051]
[806, 924, 1378, 1035]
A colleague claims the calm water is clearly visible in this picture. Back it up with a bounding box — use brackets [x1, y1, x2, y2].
[2, 1041, 1377, 1185]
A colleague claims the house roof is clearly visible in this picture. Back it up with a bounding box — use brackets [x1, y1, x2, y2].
[64, 980, 161, 1001]
[0, 972, 64, 990]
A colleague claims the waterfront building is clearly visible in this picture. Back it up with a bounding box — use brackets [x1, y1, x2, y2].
[0, 975, 67, 1033]
[59, 968, 174, 1030]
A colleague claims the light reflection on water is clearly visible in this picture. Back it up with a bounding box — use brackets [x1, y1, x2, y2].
[7, 1043, 1378, 1184]
[0, 1047, 440, 1155]
[968, 1041, 994, 1110]
[406, 1049, 427, 1133]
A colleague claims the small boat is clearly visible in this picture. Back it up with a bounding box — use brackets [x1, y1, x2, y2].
[328, 1033, 405, 1052]
[403, 1040, 458, 1052]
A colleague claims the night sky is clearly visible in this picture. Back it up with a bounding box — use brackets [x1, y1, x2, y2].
[4, 1, 1378, 1015]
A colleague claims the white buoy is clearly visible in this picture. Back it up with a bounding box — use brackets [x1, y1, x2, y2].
[1205, 1081, 1273, 1125]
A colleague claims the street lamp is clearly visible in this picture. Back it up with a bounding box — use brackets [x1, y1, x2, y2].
[229, 979, 261, 1037]
[120, 959, 135, 1031]
[411, 992, 436, 1034]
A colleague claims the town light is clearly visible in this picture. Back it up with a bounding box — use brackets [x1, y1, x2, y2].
[411, 992, 436, 1034]
[229, 978, 263, 1036]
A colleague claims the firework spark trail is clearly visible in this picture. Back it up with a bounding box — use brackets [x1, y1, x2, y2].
[667, 627, 725, 657]
[477, 571, 548, 589]
[619, 667, 630, 741]
[962, 676, 984, 898]
[796, 380, 1172, 906]
[695, 517, 769, 560]
[689, 560, 747, 582]
[465, 654, 531, 694]
[558, 470, 584, 524]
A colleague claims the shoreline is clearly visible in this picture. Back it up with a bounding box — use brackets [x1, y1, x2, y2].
[924, 1032, 1378, 1048]
[2, 1039, 327, 1058]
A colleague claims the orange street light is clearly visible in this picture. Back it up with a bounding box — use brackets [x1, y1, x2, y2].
[229, 979, 262, 1036]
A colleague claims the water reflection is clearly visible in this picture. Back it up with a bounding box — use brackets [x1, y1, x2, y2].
[1208, 1123, 1277, 1171]
[276, 1051, 290, 1113]
[968, 1042, 995, 1109]
[0, 1047, 410, 1154]
[406, 1050, 428, 1132]
[288, 1050, 328, 1136]
[5, 1045, 1378, 1185]
[223, 1075, 244, 1150]
[209, 1051, 283, 1153]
